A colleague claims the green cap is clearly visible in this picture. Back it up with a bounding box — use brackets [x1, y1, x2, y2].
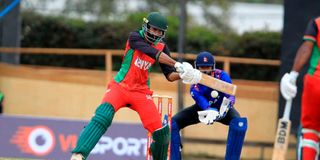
[145, 12, 168, 31]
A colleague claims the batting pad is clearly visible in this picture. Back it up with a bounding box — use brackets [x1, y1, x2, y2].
[72, 103, 115, 159]
[150, 124, 170, 160]
[225, 117, 248, 160]
[170, 119, 182, 160]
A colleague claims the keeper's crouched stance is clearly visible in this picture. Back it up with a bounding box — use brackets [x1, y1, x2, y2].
[170, 52, 248, 160]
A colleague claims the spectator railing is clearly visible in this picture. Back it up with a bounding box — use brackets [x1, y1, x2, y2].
[0, 47, 280, 81]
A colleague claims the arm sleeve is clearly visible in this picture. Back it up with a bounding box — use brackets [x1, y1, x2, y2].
[159, 45, 175, 78]
[128, 31, 160, 59]
[303, 19, 318, 42]
[219, 71, 236, 105]
[190, 85, 210, 110]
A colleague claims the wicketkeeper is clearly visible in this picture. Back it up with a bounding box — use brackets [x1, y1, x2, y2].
[170, 51, 248, 160]
[70, 12, 202, 160]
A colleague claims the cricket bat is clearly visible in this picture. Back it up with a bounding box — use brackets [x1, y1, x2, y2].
[272, 99, 292, 160]
[200, 73, 237, 96]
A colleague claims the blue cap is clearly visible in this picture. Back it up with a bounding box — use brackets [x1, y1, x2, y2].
[194, 51, 215, 69]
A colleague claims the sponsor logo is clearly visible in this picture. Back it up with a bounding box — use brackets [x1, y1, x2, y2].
[9, 124, 147, 158]
[193, 84, 200, 91]
[10, 126, 55, 156]
[91, 136, 147, 157]
[134, 57, 151, 70]
[276, 121, 288, 144]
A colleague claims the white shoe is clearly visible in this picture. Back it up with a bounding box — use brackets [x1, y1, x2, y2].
[70, 153, 84, 160]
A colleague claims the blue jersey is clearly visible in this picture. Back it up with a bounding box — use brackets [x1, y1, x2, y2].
[190, 69, 235, 111]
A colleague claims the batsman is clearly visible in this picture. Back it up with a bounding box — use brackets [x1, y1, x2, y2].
[70, 12, 202, 160]
[280, 16, 320, 160]
[170, 51, 248, 160]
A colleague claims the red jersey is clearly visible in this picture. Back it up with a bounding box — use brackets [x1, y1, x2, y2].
[113, 31, 166, 93]
[303, 17, 320, 77]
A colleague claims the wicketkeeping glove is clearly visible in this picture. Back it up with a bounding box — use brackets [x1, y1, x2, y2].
[219, 97, 232, 119]
[197, 108, 220, 125]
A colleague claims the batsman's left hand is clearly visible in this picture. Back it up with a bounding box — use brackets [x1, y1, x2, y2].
[175, 62, 202, 84]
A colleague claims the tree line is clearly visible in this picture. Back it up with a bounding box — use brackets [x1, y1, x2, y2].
[21, 11, 281, 81]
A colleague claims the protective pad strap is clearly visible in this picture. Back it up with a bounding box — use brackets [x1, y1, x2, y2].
[302, 128, 320, 137]
[225, 117, 248, 160]
[301, 139, 319, 153]
[72, 103, 115, 159]
[170, 119, 182, 160]
[297, 128, 319, 160]
[150, 124, 170, 160]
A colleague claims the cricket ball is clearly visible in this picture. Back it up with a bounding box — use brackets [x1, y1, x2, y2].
[211, 90, 219, 98]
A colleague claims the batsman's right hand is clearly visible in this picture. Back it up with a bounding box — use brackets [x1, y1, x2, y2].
[280, 71, 299, 100]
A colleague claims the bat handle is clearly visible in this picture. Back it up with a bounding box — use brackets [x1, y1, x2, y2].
[283, 99, 292, 120]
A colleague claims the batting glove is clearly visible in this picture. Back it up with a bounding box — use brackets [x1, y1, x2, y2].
[280, 71, 299, 100]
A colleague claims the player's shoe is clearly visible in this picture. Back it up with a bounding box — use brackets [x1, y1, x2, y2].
[70, 153, 84, 160]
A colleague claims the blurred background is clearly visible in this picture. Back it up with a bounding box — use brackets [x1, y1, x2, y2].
[0, 0, 319, 159]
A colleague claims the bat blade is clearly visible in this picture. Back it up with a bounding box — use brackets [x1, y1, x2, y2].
[272, 119, 291, 160]
[199, 73, 237, 95]
[272, 100, 292, 160]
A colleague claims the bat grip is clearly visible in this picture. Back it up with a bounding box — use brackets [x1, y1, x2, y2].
[283, 99, 292, 120]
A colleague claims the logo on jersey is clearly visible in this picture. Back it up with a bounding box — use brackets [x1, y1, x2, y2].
[134, 57, 151, 70]
[146, 95, 153, 100]
[10, 126, 55, 156]
[105, 89, 111, 93]
[193, 84, 200, 91]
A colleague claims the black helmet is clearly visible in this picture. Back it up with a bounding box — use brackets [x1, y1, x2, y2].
[142, 12, 168, 43]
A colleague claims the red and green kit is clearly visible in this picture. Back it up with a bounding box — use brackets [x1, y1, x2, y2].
[72, 13, 173, 160]
[296, 17, 320, 160]
[102, 30, 175, 132]
[301, 17, 320, 131]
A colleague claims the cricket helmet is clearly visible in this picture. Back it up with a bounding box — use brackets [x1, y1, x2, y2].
[142, 12, 168, 43]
